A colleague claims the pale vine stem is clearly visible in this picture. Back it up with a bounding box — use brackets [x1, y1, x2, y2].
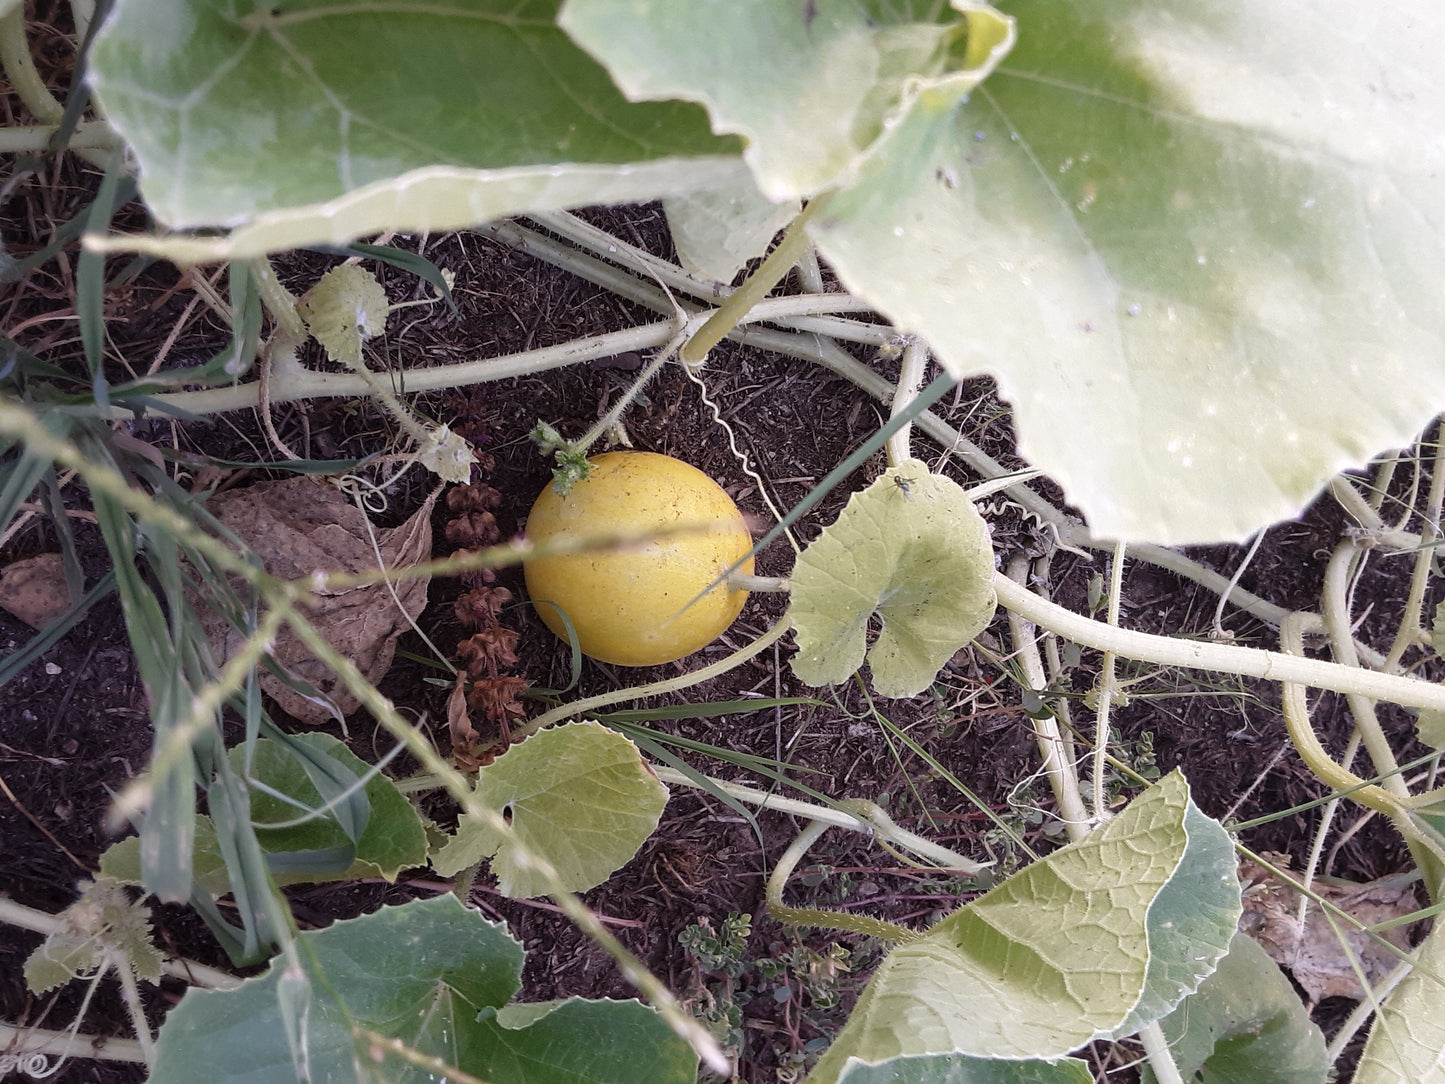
[1138, 1022, 1186, 1084]
[1090, 541, 1127, 821]
[648, 766, 985, 873]
[0, 6, 63, 125]
[1320, 542, 1410, 800]
[507, 215, 893, 347]
[1383, 420, 1445, 669]
[1004, 556, 1090, 841]
[885, 338, 929, 468]
[763, 817, 918, 943]
[994, 574, 1445, 714]
[0, 1023, 145, 1067]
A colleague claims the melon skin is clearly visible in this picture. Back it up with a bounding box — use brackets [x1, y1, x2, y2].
[523, 452, 753, 667]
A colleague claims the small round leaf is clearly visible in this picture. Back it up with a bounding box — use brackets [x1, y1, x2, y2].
[790, 461, 995, 698]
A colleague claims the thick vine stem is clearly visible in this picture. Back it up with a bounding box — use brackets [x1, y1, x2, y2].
[765, 817, 919, 943]
[1329, 476, 1425, 552]
[95, 291, 872, 421]
[1004, 557, 1091, 841]
[0, 1023, 146, 1066]
[0, 896, 239, 990]
[1138, 1021, 1186, 1084]
[1320, 541, 1409, 799]
[0, 120, 121, 153]
[0, 6, 64, 125]
[886, 339, 929, 468]
[1276, 614, 1412, 825]
[994, 573, 1445, 714]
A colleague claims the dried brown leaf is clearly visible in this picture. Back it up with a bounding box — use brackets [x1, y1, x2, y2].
[456, 627, 521, 676]
[466, 675, 529, 727]
[1239, 857, 1421, 1003]
[454, 586, 513, 629]
[444, 510, 499, 548]
[447, 673, 479, 756]
[198, 476, 437, 724]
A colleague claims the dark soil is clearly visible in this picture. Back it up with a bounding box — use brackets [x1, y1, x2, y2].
[2, 16, 1436, 1083]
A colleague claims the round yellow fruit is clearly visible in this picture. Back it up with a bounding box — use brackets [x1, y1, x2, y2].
[522, 451, 753, 667]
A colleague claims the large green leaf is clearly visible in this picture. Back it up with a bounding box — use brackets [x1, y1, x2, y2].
[1144, 931, 1327, 1084]
[808, 1, 1445, 543]
[559, 0, 1014, 201]
[806, 772, 1239, 1084]
[790, 461, 996, 698]
[565, 0, 1445, 544]
[1357, 919, 1445, 1084]
[432, 720, 668, 898]
[87, 0, 743, 258]
[148, 895, 695, 1084]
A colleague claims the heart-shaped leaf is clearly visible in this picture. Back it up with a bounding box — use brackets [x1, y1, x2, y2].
[806, 772, 1239, 1083]
[790, 461, 996, 698]
[432, 720, 668, 898]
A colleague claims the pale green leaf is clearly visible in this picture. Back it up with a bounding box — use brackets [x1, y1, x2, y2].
[1110, 796, 1240, 1038]
[24, 877, 163, 994]
[806, 773, 1220, 1082]
[298, 264, 389, 367]
[416, 424, 478, 485]
[86, 0, 745, 259]
[790, 461, 996, 699]
[839, 1054, 1093, 1083]
[808, 0, 1445, 544]
[1143, 932, 1327, 1084]
[1431, 600, 1445, 658]
[1417, 710, 1445, 752]
[559, 0, 1015, 200]
[1357, 919, 1445, 1084]
[663, 178, 798, 284]
[433, 720, 668, 898]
